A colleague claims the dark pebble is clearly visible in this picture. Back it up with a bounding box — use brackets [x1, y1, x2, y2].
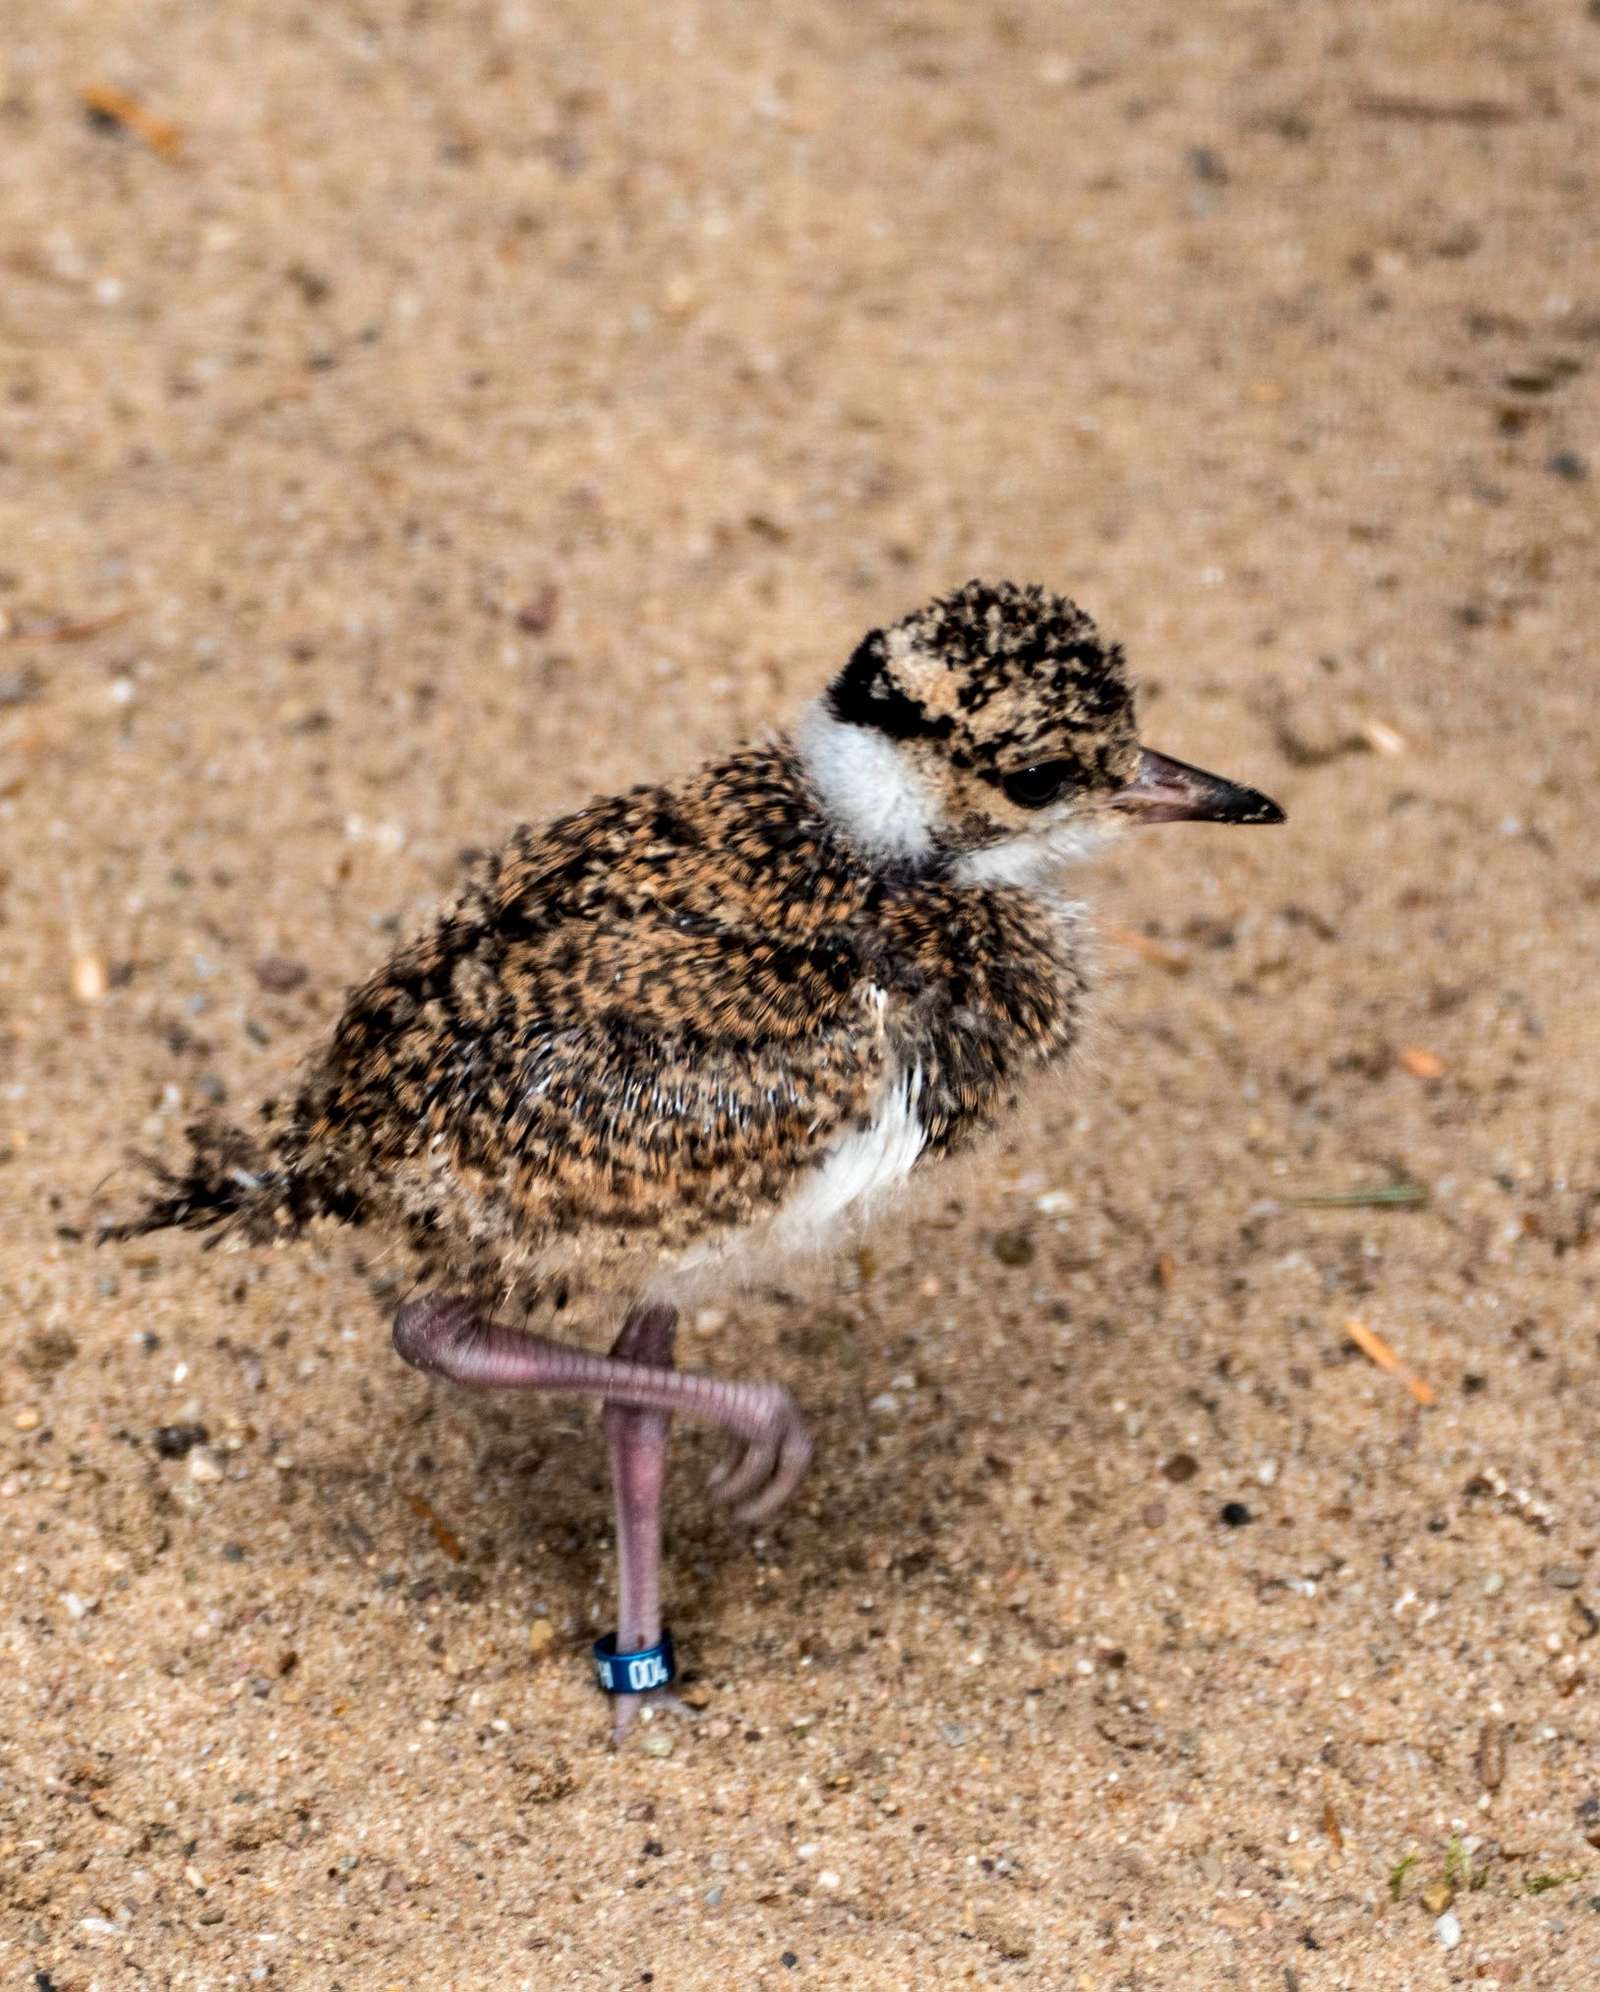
[1548, 450, 1589, 482]
[781, 1955, 799, 1970]
[1546, 1565, 1584, 1590]
[253, 956, 310, 993]
[515, 583, 560, 634]
[1162, 1453, 1199, 1483]
[991, 1228, 1035, 1268]
[19, 1328, 79, 1376]
[1220, 1501, 1253, 1527]
[0, 669, 41, 707]
[154, 1423, 209, 1460]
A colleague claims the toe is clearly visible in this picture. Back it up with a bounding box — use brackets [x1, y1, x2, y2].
[734, 1423, 813, 1522]
[709, 1431, 777, 1508]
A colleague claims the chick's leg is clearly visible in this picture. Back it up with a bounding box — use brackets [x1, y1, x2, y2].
[603, 1304, 690, 1743]
[392, 1294, 812, 1521]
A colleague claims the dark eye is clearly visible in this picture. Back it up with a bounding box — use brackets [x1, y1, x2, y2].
[1001, 761, 1073, 810]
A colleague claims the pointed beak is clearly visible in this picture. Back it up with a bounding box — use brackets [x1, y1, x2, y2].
[1112, 747, 1286, 826]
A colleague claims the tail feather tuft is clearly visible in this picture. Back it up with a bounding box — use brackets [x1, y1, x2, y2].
[98, 1118, 306, 1247]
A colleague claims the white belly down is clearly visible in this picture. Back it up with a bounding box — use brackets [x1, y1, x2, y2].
[658, 1066, 926, 1302]
[772, 1064, 925, 1256]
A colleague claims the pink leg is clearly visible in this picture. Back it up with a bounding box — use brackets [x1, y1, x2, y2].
[604, 1305, 689, 1743]
[392, 1295, 813, 1521]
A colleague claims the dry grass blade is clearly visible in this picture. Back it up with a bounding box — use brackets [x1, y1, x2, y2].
[1355, 94, 1520, 126]
[1284, 1180, 1428, 1209]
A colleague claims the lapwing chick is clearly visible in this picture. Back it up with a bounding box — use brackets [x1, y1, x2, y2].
[104, 580, 1284, 1738]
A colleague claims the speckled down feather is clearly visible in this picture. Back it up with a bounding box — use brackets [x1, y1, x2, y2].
[106, 581, 1112, 1313]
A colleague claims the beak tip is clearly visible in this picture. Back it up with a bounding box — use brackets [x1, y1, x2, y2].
[1118, 748, 1288, 828]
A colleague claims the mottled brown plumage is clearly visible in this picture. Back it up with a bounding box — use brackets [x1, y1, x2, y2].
[106, 579, 1283, 1734]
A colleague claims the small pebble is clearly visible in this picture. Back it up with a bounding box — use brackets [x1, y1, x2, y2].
[1435, 1908, 1462, 1949]
[1545, 1566, 1583, 1590]
[529, 1618, 555, 1656]
[188, 1447, 225, 1485]
[253, 956, 309, 993]
[1482, 1570, 1505, 1597]
[868, 1393, 898, 1415]
[13, 1408, 41, 1432]
[154, 1423, 208, 1459]
[81, 1917, 122, 1937]
[1220, 1501, 1253, 1528]
[1162, 1453, 1198, 1483]
[641, 1730, 674, 1759]
[71, 953, 109, 1004]
[1547, 449, 1589, 482]
[991, 1228, 1035, 1267]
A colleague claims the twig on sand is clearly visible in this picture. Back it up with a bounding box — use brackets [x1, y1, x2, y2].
[1346, 1316, 1435, 1406]
[81, 83, 185, 162]
[405, 1492, 465, 1562]
[1101, 920, 1192, 974]
[0, 607, 132, 646]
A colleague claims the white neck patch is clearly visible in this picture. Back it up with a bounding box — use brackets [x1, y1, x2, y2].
[952, 817, 1116, 888]
[794, 700, 938, 863]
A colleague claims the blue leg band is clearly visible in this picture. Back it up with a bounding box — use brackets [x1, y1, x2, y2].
[593, 1630, 677, 1696]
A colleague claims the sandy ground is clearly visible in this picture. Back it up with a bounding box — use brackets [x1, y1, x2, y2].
[3, 1, 1599, 1985]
